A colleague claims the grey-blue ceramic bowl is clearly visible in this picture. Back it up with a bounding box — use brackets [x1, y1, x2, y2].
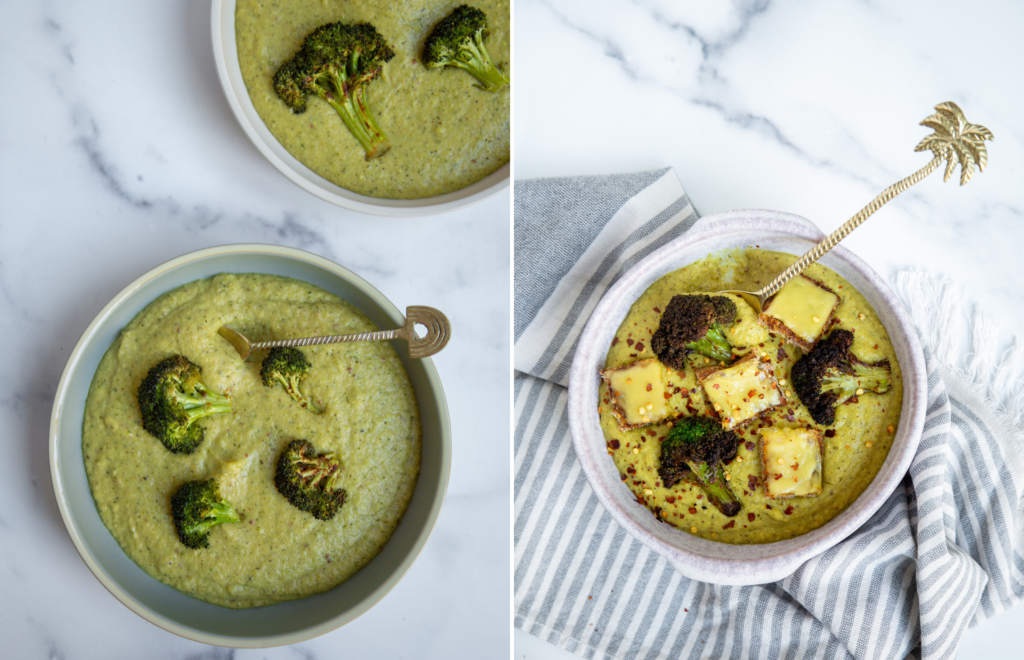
[49, 244, 451, 646]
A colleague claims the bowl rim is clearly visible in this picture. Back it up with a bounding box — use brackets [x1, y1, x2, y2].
[567, 209, 926, 584]
[210, 0, 510, 216]
[48, 243, 452, 646]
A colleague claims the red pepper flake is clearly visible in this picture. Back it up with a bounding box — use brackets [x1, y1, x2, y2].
[824, 429, 836, 438]
[784, 505, 794, 515]
[646, 383, 653, 392]
[749, 388, 759, 397]
[688, 508, 698, 515]
[627, 467, 636, 475]
[611, 337, 619, 346]
[745, 441, 755, 452]
[723, 520, 736, 529]
[747, 513, 756, 522]
[874, 344, 879, 349]
[696, 494, 703, 500]
[610, 439, 620, 449]
[626, 338, 635, 346]
[630, 353, 637, 358]
[791, 462, 799, 470]
[773, 473, 782, 480]
[635, 342, 645, 352]
[646, 429, 656, 437]
[713, 384, 720, 389]
[653, 307, 661, 313]
[603, 398, 610, 404]
[666, 496, 676, 504]
[620, 473, 627, 481]
[663, 392, 672, 399]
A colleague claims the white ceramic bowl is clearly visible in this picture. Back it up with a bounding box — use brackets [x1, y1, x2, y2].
[567, 210, 926, 585]
[210, 0, 509, 216]
[49, 244, 452, 646]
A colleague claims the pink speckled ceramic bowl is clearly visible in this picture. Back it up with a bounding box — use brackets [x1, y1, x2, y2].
[567, 209, 926, 585]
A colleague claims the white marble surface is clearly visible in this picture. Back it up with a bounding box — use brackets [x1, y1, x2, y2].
[0, 1, 508, 658]
[514, 0, 1024, 658]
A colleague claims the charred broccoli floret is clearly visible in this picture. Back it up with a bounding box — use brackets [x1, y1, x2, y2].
[273, 22, 395, 159]
[274, 440, 346, 521]
[658, 416, 741, 517]
[651, 294, 738, 369]
[423, 5, 509, 92]
[170, 479, 241, 549]
[791, 329, 893, 426]
[137, 355, 232, 454]
[260, 347, 323, 414]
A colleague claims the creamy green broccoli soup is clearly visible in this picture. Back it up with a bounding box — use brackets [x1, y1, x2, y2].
[83, 274, 420, 608]
[236, 0, 510, 199]
[599, 249, 902, 544]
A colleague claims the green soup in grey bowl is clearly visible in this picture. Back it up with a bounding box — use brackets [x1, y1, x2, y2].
[49, 244, 451, 646]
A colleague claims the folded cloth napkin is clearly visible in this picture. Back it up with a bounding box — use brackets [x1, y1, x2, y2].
[514, 168, 1024, 660]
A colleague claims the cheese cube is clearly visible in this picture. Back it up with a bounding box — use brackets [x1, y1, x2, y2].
[600, 359, 669, 431]
[699, 353, 783, 429]
[758, 427, 824, 499]
[759, 274, 840, 349]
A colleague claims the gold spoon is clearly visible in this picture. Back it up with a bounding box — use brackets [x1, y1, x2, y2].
[218, 305, 451, 360]
[722, 101, 993, 313]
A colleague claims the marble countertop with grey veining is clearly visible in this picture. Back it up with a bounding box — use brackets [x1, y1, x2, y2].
[0, 1, 508, 658]
[514, 0, 1024, 658]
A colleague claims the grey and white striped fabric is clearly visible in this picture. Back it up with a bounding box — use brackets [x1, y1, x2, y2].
[513, 168, 1024, 660]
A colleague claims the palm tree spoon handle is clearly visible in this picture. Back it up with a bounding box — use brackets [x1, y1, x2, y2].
[723, 102, 993, 314]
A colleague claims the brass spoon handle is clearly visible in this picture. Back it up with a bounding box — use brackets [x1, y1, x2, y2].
[218, 305, 451, 360]
[248, 328, 403, 351]
[740, 102, 992, 310]
[759, 155, 943, 300]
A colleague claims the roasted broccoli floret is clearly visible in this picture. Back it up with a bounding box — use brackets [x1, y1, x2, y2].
[170, 479, 241, 549]
[260, 347, 323, 414]
[423, 5, 509, 92]
[791, 329, 893, 426]
[273, 22, 395, 159]
[274, 440, 346, 521]
[137, 355, 232, 454]
[651, 294, 738, 369]
[658, 416, 741, 517]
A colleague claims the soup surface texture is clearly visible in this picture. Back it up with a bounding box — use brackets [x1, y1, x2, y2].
[236, 0, 510, 199]
[83, 273, 421, 608]
[599, 249, 902, 544]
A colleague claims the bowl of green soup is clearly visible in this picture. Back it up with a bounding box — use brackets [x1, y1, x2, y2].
[211, 0, 510, 216]
[567, 210, 927, 585]
[49, 244, 452, 645]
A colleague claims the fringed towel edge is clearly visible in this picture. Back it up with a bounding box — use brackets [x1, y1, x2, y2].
[895, 270, 1024, 485]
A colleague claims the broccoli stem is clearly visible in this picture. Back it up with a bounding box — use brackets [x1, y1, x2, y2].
[453, 34, 509, 91]
[204, 501, 241, 527]
[171, 386, 233, 425]
[317, 70, 390, 159]
[687, 461, 741, 517]
[276, 374, 323, 414]
[820, 363, 892, 404]
[686, 323, 733, 362]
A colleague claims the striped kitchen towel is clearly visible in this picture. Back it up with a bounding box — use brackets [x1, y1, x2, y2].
[513, 168, 1024, 660]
